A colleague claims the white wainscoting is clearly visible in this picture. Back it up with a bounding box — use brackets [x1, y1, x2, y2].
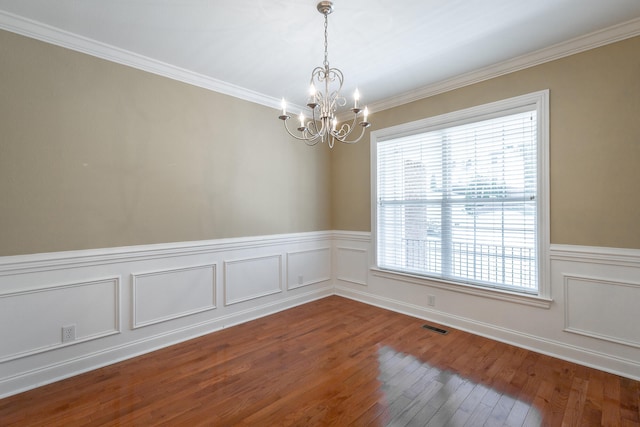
[335, 246, 368, 286]
[333, 231, 640, 381]
[0, 277, 120, 363]
[1, 231, 639, 398]
[224, 255, 282, 305]
[0, 232, 333, 398]
[132, 264, 217, 329]
[563, 274, 640, 348]
[286, 247, 331, 290]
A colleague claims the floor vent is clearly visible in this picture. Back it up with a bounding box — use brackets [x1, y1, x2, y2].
[422, 324, 448, 335]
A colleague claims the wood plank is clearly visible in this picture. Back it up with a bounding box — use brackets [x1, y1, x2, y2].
[561, 376, 588, 426]
[620, 377, 640, 424]
[603, 371, 622, 426]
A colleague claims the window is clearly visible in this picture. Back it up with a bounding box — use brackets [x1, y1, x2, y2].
[372, 91, 549, 297]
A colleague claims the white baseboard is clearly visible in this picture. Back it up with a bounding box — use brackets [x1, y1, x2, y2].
[335, 285, 640, 381]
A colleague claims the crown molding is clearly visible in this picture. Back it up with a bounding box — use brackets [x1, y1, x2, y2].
[0, 10, 283, 111]
[2, 10, 639, 116]
[367, 17, 640, 114]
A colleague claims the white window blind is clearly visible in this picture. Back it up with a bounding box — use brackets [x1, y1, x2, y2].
[376, 109, 539, 293]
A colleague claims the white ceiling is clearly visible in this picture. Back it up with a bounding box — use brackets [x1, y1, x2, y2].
[1, 0, 640, 113]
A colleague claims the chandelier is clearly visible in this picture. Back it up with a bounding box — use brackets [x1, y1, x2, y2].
[278, 1, 371, 148]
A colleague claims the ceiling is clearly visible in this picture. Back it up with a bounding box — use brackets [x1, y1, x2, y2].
[1, 0, 640, 113]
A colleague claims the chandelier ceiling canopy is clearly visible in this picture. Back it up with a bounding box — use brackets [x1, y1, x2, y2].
[278, 1, 371, 148]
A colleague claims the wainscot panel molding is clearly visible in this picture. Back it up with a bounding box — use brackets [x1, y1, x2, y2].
[131, 264, 217, 329]
[223, 255, 283, 306]
[563, 274, 640, 349]
[332, 231, 640, 381]
[335, 246, 368, 286]
[0, 232, 333, 399]
[0, 277, 120, 363]
[286, 247, 331, 290]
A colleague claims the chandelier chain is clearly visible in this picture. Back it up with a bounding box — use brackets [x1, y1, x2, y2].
[323, 13, 329, 69]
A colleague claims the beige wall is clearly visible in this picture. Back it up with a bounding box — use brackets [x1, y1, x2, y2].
[0, 30, 331, 256]
[331, 35, 640, 250]
[2, 30, 639, 256]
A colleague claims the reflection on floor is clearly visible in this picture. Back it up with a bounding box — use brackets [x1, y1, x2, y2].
[376, 345, 542, 426]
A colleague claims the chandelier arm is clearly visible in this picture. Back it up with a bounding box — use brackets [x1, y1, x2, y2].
[309, 106, 327, 139]
[282, 119, 321, 145]
[344, 110, 361, 136]
[306, 120, 319, 138]
[331, 109, 370, 144]
[331, 109, 359, 140]
[332, 122, 352, 141]
[336, 123, 367, 144]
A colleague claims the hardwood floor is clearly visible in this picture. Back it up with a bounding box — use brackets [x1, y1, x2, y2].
[1, 296, 638, 426]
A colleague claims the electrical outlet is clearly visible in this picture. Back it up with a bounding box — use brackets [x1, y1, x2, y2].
[62, 325, 76, 343]
[427, 295, 436, 307]
[297, 275, 304, 285]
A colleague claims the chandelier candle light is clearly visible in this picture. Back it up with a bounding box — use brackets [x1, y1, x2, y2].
[279, 1, 371, 148]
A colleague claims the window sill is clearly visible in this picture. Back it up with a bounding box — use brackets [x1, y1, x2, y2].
[370, 267, 553, 309]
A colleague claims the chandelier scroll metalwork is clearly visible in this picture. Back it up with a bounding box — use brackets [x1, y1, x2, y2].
[278, 1, 371, 148]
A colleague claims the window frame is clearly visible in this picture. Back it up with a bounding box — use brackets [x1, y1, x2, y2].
[370, 90, 551, 306]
